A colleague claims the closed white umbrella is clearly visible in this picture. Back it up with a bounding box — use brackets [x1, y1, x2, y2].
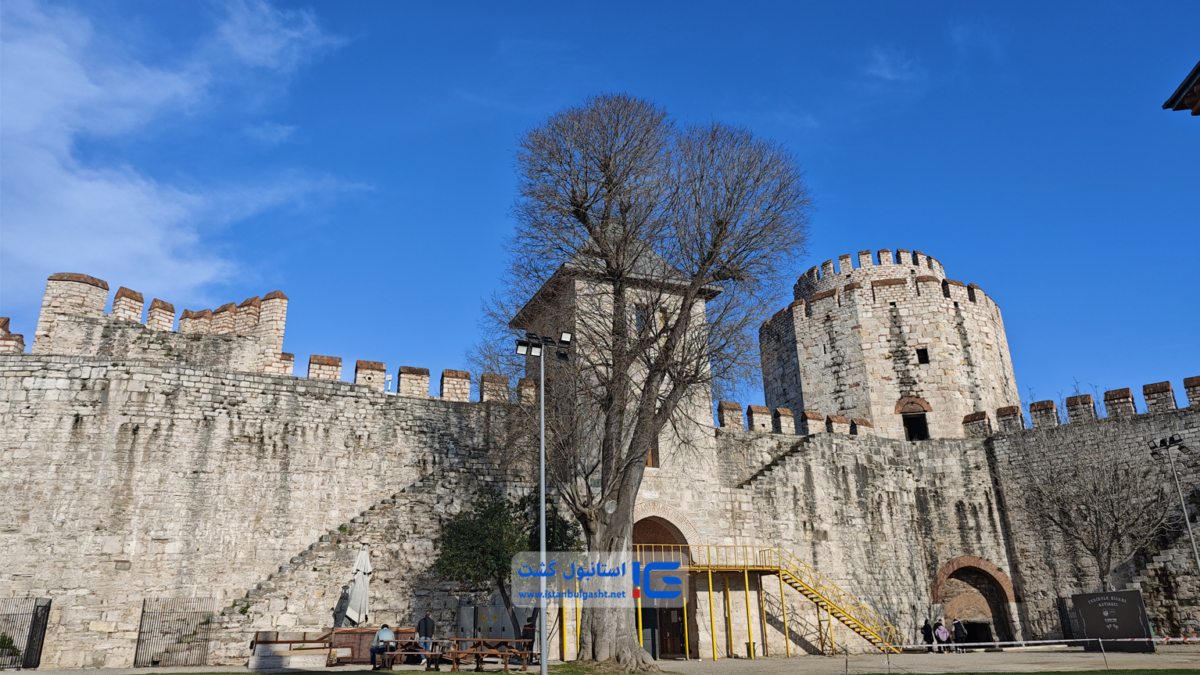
[345, 544, 372, 625]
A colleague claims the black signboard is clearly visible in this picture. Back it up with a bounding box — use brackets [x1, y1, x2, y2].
[1071, 590, 1154, 653]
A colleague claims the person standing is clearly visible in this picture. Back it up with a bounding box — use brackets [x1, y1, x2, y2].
[370, 624, 395, 671]
[952, 619, 968, 652]
[934, 620, 950, 654]
[921, 619, 934, 653]
[417, 611, 435, 665]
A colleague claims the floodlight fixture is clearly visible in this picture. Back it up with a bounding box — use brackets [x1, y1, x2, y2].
[556, 350, 568, 361]
[560, 332, 573, 345]
[530, 344, 543, 358]
[1147, 431, 1200, 588]
[516, 340, 530, 356]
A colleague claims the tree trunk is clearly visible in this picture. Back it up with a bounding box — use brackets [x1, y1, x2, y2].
[574, 496, 657, 671]
[495, 577, 523, 643]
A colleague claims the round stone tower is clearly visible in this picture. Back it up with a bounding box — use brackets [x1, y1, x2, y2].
[759, 248, 1020, 440]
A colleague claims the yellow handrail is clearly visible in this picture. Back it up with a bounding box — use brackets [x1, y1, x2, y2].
[633, 544, 903, 653]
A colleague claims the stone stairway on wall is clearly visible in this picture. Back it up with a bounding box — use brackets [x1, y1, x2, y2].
[208, 450, 533, 665]
[1126, 546, 1200, 636]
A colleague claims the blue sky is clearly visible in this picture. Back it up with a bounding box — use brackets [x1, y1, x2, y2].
[2, 0, 1197, 414]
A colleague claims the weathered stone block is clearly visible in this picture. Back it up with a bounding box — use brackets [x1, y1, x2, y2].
[439, 370, 470, 402]
[1029, 400, 1059, 428]
[717, 401, 743, 429]
[1065, 394, 1096, 424]
[746, 405, 770, 432]
[1105, 388, 1137, 417]
[354, 360, 386, 391]
[1144, 381, 1177, 414]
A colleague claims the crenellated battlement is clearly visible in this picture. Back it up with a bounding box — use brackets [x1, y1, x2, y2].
[27, 272, 291, 375]
[17, 272, 528, 405]
[793, 248, 947, 302]
[716, 401, 873, 437]
[762, 249, 1019, 442]
[979, 375, 1200, 436]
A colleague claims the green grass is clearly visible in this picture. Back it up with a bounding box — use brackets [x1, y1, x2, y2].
[855, 671, 1200, 675]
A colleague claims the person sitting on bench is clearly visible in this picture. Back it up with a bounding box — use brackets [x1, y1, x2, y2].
[370, 624, 395, 670]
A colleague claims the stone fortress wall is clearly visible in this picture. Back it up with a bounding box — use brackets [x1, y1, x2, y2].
[760, 249, 1020, 440]
[1, 260, 1199, 668]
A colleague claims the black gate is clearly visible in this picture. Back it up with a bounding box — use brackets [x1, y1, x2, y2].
[0, 597, 51, 670]
[132, 599, 217, 667]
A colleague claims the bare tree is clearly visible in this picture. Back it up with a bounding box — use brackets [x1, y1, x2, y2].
[469, 94, 811, 668]
[1021, 455, 1180, 591]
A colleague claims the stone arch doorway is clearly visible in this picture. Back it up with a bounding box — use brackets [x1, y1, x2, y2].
[931, 556, 1016, 642]
[632, 501, 698, 659]
[895, 396, 932, 440]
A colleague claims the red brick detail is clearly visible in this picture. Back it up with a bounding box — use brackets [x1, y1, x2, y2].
[398, 366, 429, 376]
[962, 411, 988, 423]
[310, 355, 341, 366]
[238, 296, 261, 309]
[810, 289, 837, 302]
[747, 405, 770, 414]
[114, 287, 143, 303]
[481, 373, 507, 384]
[1143, 381, 1173, 395]
[996, 406, 1021, 417]
[871, 278, 907, 288]
[1066, 394, 1093, 406]
[263, 290, 289, 301]
[442, 369, 469, 379]
[49, 273, 109, 290]
[943, 279, 967, 287]
[356, 360, 385, 371]
[1029, 400, 1056, 412]
[895, 396, 932, 414]
[915, 276, 939, 283]
[931, 555, 1016, 604]
[842, 282, 862, 291]
[149, 299, 175, 313]
[1104, 388, 1133, 401]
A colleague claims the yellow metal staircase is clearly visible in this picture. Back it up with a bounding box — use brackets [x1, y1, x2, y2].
[634, 545, 903, 654]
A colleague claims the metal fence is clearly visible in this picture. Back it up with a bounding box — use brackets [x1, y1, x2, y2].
[133, 598, 217, 667]
[0, 597, 51, 670]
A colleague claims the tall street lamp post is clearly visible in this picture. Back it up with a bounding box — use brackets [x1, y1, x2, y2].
[1148, 434, 1200, 578]
[515, 331, 572, 675]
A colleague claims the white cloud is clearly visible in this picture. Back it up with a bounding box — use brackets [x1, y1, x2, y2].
[950, 21, 1003, 61]
[864, 47, 924, 82]
[212, 0, 342, 72]
[246, 121, 299, 144]
[0, 0, 343, 316]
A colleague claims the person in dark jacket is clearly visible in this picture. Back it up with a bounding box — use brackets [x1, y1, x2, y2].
[417, 611, 435, 665]
[520, 615, 538, 666]
[952, 619, 968, 652]
[921, 619, 934, 652]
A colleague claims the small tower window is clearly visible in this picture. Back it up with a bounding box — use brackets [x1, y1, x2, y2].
[916, 348, 930, 364]
[646, 434, 660, 468]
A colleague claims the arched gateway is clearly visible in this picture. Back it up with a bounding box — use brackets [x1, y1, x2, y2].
[931, 555, 1017, 642]
[632, 501, 699, 659]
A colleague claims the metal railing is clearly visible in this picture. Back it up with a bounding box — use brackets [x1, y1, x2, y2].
[133, 598, 217, 667]
[0, 597, 50, 670]
[633, 544, 904, 653]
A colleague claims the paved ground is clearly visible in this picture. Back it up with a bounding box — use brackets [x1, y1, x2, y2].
[657, 645, 1200, 674]
[29, 646, 1200, 674]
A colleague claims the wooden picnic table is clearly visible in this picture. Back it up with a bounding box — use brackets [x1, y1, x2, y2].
[445, 637, 534, 673]
[381, 638, 445, 671]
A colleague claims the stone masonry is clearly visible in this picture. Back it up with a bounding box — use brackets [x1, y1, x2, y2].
[1, 257, 1198, 668]
[760, 249, 1020, 441]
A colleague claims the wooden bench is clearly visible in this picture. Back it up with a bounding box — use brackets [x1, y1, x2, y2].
[445, 638, 534, 673]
